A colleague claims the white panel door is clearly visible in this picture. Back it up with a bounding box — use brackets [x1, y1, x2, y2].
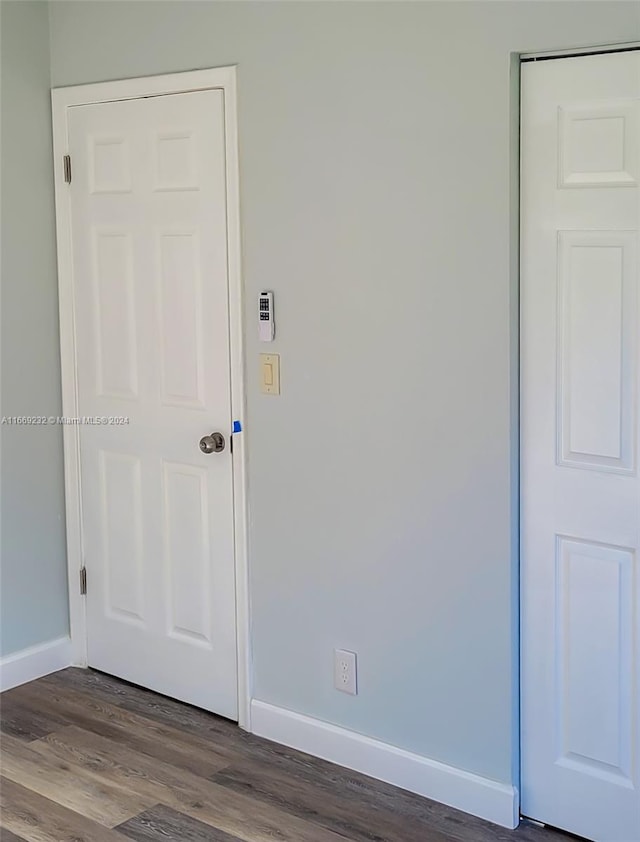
[68, 91, 237, 718]
[521, 51, 639, 841]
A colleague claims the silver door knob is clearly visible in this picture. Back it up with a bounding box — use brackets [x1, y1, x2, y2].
[199, 432, 225, 454]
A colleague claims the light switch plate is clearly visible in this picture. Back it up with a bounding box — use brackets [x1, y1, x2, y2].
[260, 353, 280, 395]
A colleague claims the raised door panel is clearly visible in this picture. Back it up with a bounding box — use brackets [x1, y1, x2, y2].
[89, 135, 132, 194]
[98, 450, 145, 625]
[153, 131, 199, 192]
[557, 231, 636, 473]
[92, 230, 139, 400]
[555, 537, 634, 784]
[560, 103, 638, 187]
[158, 232, 205, 409]
[162, 462, 212, 646]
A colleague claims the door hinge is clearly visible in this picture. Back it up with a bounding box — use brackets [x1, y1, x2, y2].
[63, 154, 72, 184]
[80, 566, 87, 595]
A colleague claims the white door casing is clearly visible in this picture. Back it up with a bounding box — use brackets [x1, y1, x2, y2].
[51, 70, 249, 725]
[521, 51, 640, 841]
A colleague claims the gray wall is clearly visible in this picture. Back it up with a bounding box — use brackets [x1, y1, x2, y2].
[0, 0, 69, 656]
[30, 0, 640, 785]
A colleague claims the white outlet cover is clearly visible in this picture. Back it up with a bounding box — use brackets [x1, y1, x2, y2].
[334, 648, 357, 695]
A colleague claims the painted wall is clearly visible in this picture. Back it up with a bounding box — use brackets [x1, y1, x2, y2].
[44, 0, 640, 786]
[0, 0, 69, 656]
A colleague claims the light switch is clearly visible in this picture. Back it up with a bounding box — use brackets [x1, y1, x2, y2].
[260, 353, 280, 395]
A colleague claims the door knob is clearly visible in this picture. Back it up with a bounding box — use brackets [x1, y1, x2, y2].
[199, 432, 225, 454]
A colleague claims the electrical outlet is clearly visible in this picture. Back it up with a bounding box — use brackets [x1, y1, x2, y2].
[334, 649, 357, 695]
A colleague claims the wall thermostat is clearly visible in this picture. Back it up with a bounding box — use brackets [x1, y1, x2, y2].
[259, 291, 275, 342]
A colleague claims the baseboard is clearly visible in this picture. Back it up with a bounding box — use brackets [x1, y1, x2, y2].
[0, 635, 73, 692]
[251, 700, 519, 829]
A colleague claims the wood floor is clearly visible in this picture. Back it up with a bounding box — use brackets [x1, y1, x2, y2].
[0, 669, 574, 842]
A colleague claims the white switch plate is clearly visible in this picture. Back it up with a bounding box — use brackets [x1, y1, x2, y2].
[334, 648, 357, 695]
[260, 353, 280, 395]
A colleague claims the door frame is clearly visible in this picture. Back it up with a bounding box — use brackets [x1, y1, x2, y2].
[51, 66, 251, 729]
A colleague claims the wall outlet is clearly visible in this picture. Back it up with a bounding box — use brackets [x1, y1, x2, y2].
[334, 648, 357, 695]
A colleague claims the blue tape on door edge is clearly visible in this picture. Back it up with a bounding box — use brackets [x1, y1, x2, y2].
[233, 420, 242, 433]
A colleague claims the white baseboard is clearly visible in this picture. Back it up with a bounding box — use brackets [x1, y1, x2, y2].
[251, 700, 519, 829]
[0, 635, 73, 692]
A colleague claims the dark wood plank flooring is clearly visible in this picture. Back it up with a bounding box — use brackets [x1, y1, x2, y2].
[0, 668, 574, 842]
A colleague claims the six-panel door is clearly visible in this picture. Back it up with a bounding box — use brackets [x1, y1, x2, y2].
[521, 51, 639, 841]
[68, 90, 238, 718]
